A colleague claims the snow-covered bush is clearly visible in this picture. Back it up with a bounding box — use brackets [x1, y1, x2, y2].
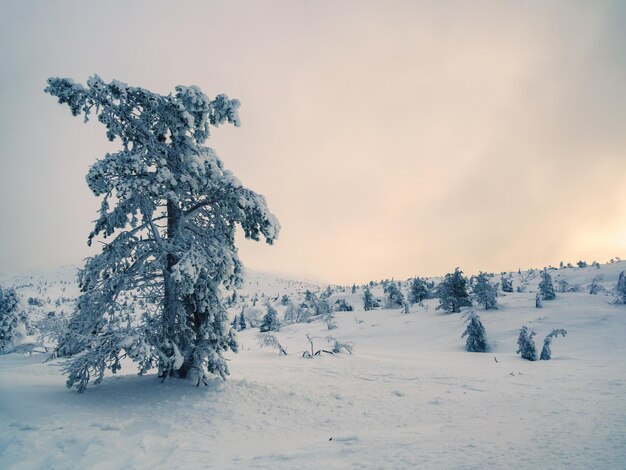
[471, 272, 498, 310]
[302, 290, 330, 317]
[540, 329, 567, 360]
[461, 309, 488, 352]
[436, 268, 472, 313]
[35, 311, 69, 347]
[324, 311, 337, 330]
[257, 333, 287, 355]
[333, 299, 353, 312]
[589, 275, 605, 295]
[283, 302, 309, 324]
[46, 75, 279, 391]
[516, 326, 537, 361]
[535, 292, 542, 309]
[539, 269, 556, 300]
[325, 336, 354, 354]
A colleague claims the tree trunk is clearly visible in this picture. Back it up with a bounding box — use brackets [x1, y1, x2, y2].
[163, 199, 184, 376]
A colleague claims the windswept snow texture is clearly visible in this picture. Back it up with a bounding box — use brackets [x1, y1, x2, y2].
[1, 262, 626, 469]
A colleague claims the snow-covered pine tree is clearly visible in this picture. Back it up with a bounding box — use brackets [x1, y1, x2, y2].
[461, 309, 488, 352]
[383, 281, 405, 309]
[363, 287, 375, 311]
[230, 313, 239, 331]
[501, 276, 514, 293]
[46, 76, 279, 391]
[516, 326, 537, 361]
[408, 277, 429, 304]
[0, 285, 22, 353]
[615, 271, 626, 304]
[436, 268, 472, 313]
[535, 292, 542, 308]
[259, 304, 280, 332]
[539, 329, 567, 360]
[471, 272, 498, 310]
[238, 311, 247, 331]
[539, 269, 556, 301]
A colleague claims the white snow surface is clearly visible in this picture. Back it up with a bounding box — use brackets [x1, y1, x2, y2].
[1, 262, 626, 469]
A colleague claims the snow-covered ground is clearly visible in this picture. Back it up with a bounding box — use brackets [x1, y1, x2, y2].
[1, 262, 625, 469]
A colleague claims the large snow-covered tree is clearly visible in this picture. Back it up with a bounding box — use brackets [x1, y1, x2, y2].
[471, 272, 498, 310]
[0, 285, 22, 353]
[408, 277, 429, 304]
[436, 268, 472, 313]
[46, 75, 279, 391]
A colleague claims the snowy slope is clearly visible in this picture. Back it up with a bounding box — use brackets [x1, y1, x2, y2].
[1, 262, 625, 469]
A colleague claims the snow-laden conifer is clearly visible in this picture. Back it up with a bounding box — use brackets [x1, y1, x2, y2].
[501, 276, 513, 293]
[408, 277, 429, 304]
[363, 287, 375, 311]
[259, 304, 280, 332]
[436, 268, 472, 313]
[461, 309, 488, 352]
[383, 282, 405, 309]
[516, 326, 537, 361]
[471, 272, 498, 310]
[539, 269, 556, 301]
[0, 286, 22, 353]
[46, 76, 279, 391]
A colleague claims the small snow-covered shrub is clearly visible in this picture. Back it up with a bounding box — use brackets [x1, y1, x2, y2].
[516, 326, 537, 361]
[333, 299, 353, 312]
[614, 271, 626, 305]
[257, 333, 287, 356]
[589, 275, 606, 295]
[324, 311, 337, 330]
[540, 329, 567, 360]
[461, 309, 488, 352]
[325, 336, 354, 354]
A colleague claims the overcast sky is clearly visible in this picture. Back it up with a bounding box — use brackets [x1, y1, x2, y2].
[0, 1, 625, 284]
